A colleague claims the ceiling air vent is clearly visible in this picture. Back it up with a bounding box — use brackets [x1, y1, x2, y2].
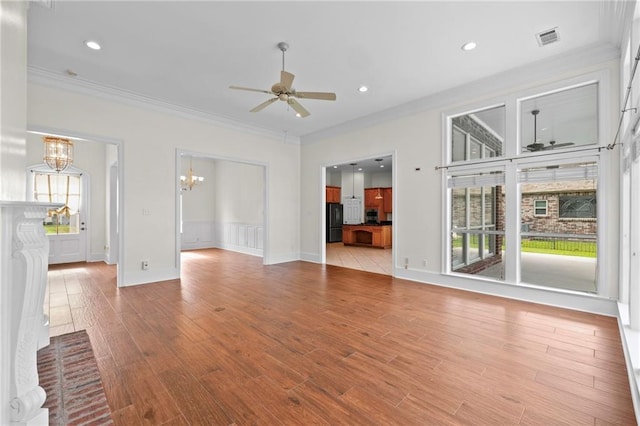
[536, 28, 560, 47]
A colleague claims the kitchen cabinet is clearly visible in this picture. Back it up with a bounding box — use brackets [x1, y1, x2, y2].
[364, 187, 392, 212]
[364, 188, 381, 208]
[342, 225, 392, 249]
[383, 187, 392, 212]
[326, 186, 341, 203]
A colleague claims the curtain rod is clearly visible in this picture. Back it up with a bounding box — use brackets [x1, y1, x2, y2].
[608, 40, 640, 150]
[435, 145, 606, 171]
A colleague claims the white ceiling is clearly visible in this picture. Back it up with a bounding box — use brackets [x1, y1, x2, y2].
[27, 1, 624, 141]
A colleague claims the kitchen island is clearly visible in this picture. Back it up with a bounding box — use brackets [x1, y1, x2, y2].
[342, 224, 392, 249]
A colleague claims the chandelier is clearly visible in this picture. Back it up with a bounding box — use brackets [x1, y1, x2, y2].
[180, 157, 204, 191]
[43, 136, 73, 172]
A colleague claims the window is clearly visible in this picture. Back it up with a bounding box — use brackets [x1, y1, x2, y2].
[520, 83, 598, 154]
[519, 162, 597, 292]
[449, 171, 505, 279]
[33, 171, 81, 235]
[534, 200, 548, 216]
[450, 105, 505, 163]
[445, 76, 603, 294]
[559, 195, 596, 218]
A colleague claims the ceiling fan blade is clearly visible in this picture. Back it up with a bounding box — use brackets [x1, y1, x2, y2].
[229, 85, 273, 95]
[288, 98, 310, 117]
[294, 91, 336, 101]
[250, 97, 278, 113]
[542, 142, 575, 150]
[280, 71, 295, 90]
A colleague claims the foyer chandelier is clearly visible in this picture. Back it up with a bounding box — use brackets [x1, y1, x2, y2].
[180, 157, 204, 191]
[43, 136, 73, 172]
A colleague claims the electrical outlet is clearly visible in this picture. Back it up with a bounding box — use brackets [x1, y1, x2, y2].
[141, 260, 149, 270]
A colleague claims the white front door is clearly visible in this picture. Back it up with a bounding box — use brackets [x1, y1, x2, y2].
[32, 170, 88, 264]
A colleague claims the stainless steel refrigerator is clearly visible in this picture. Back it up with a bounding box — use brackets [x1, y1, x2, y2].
[326, 203, 343, 243]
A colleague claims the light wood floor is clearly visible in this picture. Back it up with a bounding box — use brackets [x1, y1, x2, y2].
[326, 242, 392, 275]
[45, 249, 636, 425]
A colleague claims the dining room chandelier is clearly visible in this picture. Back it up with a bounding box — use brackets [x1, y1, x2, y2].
[43, 136, 73, 172]
[180, 157, 204, 191]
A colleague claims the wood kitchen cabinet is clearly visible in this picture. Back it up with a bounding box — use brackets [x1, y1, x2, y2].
[342, 225, 392, 249]
[364, 188, 377, 208]
[364, 187, 392, 212]
[326, 186, 341, 203]
[383, 187, 392, 212]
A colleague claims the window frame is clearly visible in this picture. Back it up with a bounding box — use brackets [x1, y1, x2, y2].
[533, 199, 548, 217]
[442, 70, 609, 296]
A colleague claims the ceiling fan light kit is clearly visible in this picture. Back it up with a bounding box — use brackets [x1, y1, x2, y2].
[230, 41, 336, 118]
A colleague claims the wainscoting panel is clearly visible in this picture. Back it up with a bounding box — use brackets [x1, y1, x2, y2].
[216, 222, 263, 257]
[181, 221, 215, 250]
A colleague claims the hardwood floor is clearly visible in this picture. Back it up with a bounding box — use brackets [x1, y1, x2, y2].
[46, 249, 636, 425]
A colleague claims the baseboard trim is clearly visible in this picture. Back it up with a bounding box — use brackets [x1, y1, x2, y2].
[393, 267, 617, 316]
[215, 243, 263, 257]
[122, 267, 180, 287]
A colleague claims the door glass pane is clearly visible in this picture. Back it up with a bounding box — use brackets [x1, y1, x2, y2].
[519, 162, 597, 292]
[34, 172, 81, 235]
[450, 105, 505, 163]
[521, 83, 598, 153]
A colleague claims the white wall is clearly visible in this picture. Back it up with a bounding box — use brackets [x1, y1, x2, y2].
[181, 156, 216, 222]
[25, 133, 109, 262]
[27, 83, 300, 285]
[300, 53, 621, 314]
[0, 1, 27, 201]
[365, 171, 392, 188]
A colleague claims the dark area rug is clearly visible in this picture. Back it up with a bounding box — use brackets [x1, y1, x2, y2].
[37, 330, 113, 425]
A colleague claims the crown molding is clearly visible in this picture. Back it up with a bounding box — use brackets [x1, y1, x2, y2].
[27, 66, 298, 144]
[301, 43, 620, 144]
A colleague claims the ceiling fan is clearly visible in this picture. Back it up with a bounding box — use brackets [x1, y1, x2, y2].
[523, 109, 574, 152]
[229, 42, 336, 118]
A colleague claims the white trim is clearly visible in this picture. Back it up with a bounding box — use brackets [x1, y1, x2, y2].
[393, 267, 618, 316]
[28, 67, 295, 144]
[122, 267, 180, 287]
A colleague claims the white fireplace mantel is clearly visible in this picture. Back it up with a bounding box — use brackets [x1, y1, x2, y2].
[1, 201, 61, 425]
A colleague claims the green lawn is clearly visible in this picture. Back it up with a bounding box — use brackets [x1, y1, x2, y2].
[452, 235, 596, 258]
[43, 225, 71, 234]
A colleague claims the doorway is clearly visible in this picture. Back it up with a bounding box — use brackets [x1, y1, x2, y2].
[323, 154, 395, 276]
[26, 126, 124, 286]
[175, 150, 268, 274]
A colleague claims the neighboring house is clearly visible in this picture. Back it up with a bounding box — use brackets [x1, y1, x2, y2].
[521, 181, 596, 235]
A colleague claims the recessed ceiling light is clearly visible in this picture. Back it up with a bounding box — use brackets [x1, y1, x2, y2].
[85, 40, 101, 50]
[358, 86, 368, 93]
[358, 168, 363, 171]
[333, 165, 338, 168]
[461, 41, 477, 51]
[295, 113, 302, 118]
[380, 164, 385, 168]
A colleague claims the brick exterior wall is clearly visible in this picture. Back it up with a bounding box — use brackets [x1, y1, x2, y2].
[518, 180, 596, 235]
